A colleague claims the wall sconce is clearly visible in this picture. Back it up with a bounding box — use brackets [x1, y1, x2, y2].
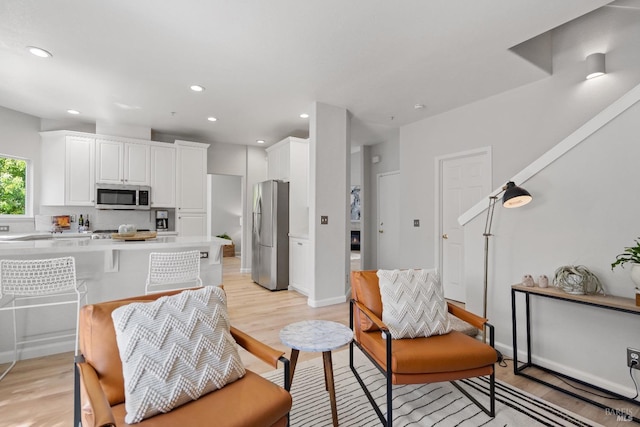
[586, 53, 606, 80]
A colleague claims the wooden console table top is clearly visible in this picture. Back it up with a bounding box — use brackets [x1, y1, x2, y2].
[511, 284, 640, 314]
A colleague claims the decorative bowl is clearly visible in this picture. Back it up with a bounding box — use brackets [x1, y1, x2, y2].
[118, 224, 137, 237]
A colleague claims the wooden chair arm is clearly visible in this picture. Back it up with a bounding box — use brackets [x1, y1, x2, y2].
[76, 361, 116, 427]
[230, 326, 285, 369]
[447, 303, 488, 330]
[352, 299, 389, 331]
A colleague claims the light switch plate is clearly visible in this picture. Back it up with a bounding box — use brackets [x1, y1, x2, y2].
[320, 216, 328, 225]
[414, 219, 420, 227]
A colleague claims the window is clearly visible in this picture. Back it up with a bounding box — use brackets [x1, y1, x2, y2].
[0, 156, 27, 215]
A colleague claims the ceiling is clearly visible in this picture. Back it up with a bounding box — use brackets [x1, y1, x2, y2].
[0, 0, 612, 147]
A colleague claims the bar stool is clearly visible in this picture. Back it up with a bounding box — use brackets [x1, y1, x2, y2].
[0, 256, 87, 381]
[145, 250, 203, 294]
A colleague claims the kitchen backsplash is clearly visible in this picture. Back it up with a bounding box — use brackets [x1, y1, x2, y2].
[37, 207, 176, 232]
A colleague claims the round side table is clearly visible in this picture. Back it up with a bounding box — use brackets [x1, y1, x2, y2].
[280, 320, 353, 427]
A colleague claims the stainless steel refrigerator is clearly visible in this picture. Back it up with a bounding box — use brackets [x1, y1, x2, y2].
[251, 180, 289, 290]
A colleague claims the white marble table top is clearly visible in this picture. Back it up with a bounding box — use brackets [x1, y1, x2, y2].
[280, 320, 353, 352]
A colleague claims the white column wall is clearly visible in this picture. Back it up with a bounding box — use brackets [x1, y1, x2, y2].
[309, 102, 350, 306]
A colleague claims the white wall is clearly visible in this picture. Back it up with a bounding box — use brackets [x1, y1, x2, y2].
[309, 102, 350, 306]
[207, 142, 248, 176]
[398, 5, 640, 397]
[465, 96, 640, 396]
[209, 174, 242, 254]
[0, 106, 41, 231]
[400, 5, 640, 269]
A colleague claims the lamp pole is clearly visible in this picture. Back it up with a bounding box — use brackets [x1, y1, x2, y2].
[481, 181, 532, 343]
[482, 194, 500, 343]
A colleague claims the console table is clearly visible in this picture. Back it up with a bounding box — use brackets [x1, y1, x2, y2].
[511, 284, 640, 423]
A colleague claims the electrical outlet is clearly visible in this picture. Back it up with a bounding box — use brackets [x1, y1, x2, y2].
[320, 216, 328, 225]
[414, 219, 420, 227]
[0, 225, 9, 232]
[199, 251, 209, 259]
[627, 348, 640, 369]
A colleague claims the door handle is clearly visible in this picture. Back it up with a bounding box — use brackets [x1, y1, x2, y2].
[442, 234, 448, 239]
[379, 230, 384, 233]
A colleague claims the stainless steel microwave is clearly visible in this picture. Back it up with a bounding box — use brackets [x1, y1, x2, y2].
[95, 184, 151, 210]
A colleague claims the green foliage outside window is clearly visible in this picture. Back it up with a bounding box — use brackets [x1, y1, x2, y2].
[0, 157, 26, 215]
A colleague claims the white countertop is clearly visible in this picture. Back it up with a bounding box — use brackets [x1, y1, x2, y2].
[0, 235, 231, 255]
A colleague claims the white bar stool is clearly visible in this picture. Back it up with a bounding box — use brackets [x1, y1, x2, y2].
[145, 250, 203, 294]
[0, 256, 87, 381]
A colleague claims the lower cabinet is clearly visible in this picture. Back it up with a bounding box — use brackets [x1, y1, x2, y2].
[289, 237, 310, 295]
[177, 213, 207, 237]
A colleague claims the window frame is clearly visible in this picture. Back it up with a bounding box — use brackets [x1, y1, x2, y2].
[0, 154, 31, 218]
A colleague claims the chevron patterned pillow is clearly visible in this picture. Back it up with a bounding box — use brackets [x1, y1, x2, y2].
[377, 269, 452, 339]
[111, 286, 246, 423]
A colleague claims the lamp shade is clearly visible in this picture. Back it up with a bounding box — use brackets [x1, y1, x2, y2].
[502, 181, 532, 208]
[586, 53, 606, 80]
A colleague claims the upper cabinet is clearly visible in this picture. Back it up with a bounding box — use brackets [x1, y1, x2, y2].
[176, 140, 208, 213]
[41, 132, 96, 206]
[40, 132, 208, 218]
[96, 139, 150, 185]
[150, 145, 176, 208]
[266, 140, 291, 181]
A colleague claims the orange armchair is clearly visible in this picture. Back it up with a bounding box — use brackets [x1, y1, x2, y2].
[349, 271, 498, 426]
[74, 290, 292, 427]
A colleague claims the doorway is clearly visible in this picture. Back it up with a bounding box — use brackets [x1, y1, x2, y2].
[436, 149, 491, 302]
[207, 174, 243, 259]
[377, 171, 401, 269]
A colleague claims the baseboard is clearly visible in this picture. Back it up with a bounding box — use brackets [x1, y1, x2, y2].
[288, 285, 309, 296]
[0, 339, 74, 364]
[307, 294, 348, 308]
[496, 341, 637, 398]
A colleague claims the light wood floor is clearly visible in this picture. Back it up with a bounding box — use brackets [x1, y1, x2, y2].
[0, 256, 634, 426]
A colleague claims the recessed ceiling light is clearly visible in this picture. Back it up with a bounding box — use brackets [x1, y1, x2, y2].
[27, 46, 52, 58]
[256, 140, 265, 144]
[299, 113, 309, 119]
[190, 85, 205, 92]
[207, 117, 217, 122]
[67, 109, 80, 115]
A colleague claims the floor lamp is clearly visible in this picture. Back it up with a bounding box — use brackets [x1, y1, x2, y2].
[482, 181, 532, 342]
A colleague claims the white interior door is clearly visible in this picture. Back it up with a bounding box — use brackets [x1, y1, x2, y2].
[438, 150, 491, 302]
[377, 171, 401, 269]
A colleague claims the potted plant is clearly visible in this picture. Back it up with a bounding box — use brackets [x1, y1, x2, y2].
[611, 238, 640, 303]
[216, 233, 235, 257]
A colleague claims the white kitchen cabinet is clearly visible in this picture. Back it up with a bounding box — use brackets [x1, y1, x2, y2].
[41, 132, 95, 206]
[175, 140, 210, 236]
[96, 139, 150, 185]
[177, 213, 207, 237]
[289, 237, 311, 295]
[268, 137, 310, 236]
[150, 145, 176, 207]
[266, 141, 290, 181]
[288, 138, 309, 236]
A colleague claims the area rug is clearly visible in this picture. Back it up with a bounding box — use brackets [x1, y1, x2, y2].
[262, 348, 603, 427]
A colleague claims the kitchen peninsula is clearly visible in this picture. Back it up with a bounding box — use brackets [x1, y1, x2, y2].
[0, 235, 231, 362]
